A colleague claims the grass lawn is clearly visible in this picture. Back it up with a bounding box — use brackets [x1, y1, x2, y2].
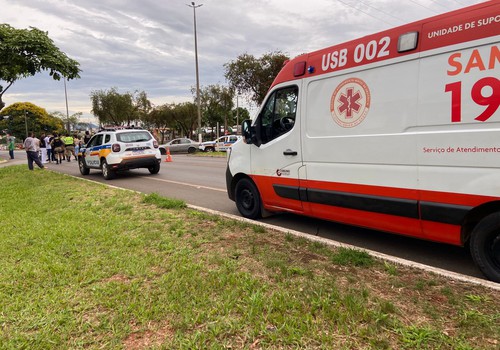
[0, 165, 498, 349]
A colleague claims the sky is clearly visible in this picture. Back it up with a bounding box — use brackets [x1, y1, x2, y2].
[0, 0, 486, 122]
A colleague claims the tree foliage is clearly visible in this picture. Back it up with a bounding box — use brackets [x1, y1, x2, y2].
[0, 102, 64, 139]
[224, 51, 289, 106]
[198, 84, 234, 133]
[51, 111, 82, 132]
[90, 88, 151, 127]
[0, 24, 81, 110]
[169, 102, 198, 138]
[143, 102, 198, 140]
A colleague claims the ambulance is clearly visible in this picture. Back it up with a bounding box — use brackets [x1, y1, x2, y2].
[226, 1, 500, 282]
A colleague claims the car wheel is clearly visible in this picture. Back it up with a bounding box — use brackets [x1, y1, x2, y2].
[101, 159, 116, 180]
[235, 178, 262, 219]
[160, 148, 166, 155]
[148, 162, 160, 174]
[206, 146, 215, 152]
[187, 147, 196, 154]
[78, 157, 90, 175]
[470, 212, 500, 282]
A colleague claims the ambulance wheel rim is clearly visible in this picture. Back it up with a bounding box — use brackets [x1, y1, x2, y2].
[241, 189, 255, 210]
[235, 178, 261, 219]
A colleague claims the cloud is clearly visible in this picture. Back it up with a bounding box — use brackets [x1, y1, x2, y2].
[0, 0, 484, 121]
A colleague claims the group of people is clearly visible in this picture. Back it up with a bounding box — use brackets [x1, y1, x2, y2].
[21, 131, 92, 171]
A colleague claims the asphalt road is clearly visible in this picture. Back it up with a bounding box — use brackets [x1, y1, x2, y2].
[0, 151, 486, 281]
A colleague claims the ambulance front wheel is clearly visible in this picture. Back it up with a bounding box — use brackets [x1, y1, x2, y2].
[235, 178, 262, 219]
[470, 212, 500, 283]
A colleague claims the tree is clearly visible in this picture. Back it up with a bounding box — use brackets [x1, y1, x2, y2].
[51, 111, 82, 132]
[224, 51, 289, 106]
[90, 88, 151, 126]
[171, 102, 198, 138]
[232, 106, 250, 125]
[198, 84, 234, 134]
[0, 102, 64, 139]
[143, 104, 174, 143]
[0, 24, 81, 111]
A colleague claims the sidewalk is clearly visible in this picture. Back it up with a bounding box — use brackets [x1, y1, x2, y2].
[0, 151, 25, 167]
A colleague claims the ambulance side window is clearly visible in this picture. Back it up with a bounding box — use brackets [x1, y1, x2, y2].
[257, 86, 298, 144]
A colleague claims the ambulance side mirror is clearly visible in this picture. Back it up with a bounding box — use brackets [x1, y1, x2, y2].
[241, 119, 255, 145]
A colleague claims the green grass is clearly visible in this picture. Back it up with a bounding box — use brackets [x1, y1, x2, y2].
[0, 165, 499, 349]
[193, 151, 226, 157]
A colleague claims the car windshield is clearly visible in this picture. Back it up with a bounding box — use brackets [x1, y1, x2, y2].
[116, 131, 151, 143]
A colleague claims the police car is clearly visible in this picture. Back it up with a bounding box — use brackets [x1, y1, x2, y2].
[78, 128, 161, 180]
[199, 135, 242, 152]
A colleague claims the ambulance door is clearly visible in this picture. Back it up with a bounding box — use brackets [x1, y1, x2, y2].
[249, 84, 304, 213]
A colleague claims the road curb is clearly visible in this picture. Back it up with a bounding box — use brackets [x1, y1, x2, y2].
[188, 204, 500, 292]
[29, 169, 500, 291]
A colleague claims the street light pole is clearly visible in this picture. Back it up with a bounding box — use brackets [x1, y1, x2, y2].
[236, 94, 239, 126]
[188, 1, 203, 143]
[24, 111, 28, 138]
[64, 77, 70, 132]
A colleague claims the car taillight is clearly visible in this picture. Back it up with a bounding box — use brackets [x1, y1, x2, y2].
[112, 143, 121, 152]
[153, 140, 158, 148]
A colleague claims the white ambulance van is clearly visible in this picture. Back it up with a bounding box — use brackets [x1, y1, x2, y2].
[226, 1, 500, 282]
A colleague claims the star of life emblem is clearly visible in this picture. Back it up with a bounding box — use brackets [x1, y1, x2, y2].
[330, 77, 371, 128]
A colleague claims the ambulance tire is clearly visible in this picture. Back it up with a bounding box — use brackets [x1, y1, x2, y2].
[235, 178, 262, 219]
[470, 212, 500, 283]
[78, 157, 90, 175]
[101, 159, 116, 180]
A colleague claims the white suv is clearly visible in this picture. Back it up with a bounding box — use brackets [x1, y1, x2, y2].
[78, 128, 161, 180]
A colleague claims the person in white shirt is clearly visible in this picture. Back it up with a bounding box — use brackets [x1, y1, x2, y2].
[45, 134, 52, 163]
[23, 132, 46, 170]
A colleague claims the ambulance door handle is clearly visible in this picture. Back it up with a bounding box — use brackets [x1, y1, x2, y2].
[283, 149, 298, 156]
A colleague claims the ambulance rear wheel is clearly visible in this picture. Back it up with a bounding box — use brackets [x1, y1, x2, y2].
[470, 212, 500, 283]
[235, 178, 262, 219]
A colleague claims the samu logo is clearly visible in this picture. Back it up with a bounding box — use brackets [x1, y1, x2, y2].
[330, 77, 371, 128]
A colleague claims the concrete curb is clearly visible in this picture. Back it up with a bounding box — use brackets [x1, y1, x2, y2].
[188, 204, 500, 292]
[36, 169, 500, 291]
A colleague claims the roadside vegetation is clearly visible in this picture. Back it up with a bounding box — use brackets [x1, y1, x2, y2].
[0, 165, 499, 349]
[194, 151, 227, 157]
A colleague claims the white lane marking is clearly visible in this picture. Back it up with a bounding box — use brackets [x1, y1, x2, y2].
[144, 176, 227, 192]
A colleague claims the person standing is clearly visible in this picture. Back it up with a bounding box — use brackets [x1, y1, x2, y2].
[40, 133, 48, 163]
[23, 132, 46, 170]
[74, 134, 81, 160]
[7, 133, 15, 159]
[63, 133, 75, 162]
[50, 133, 65, 164]
[83, 130, 91, 145]
[45, 133, 53, 163]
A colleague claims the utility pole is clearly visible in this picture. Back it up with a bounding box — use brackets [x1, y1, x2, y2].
[64, 77, 70, 132]
[187, 1, 203, 143]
